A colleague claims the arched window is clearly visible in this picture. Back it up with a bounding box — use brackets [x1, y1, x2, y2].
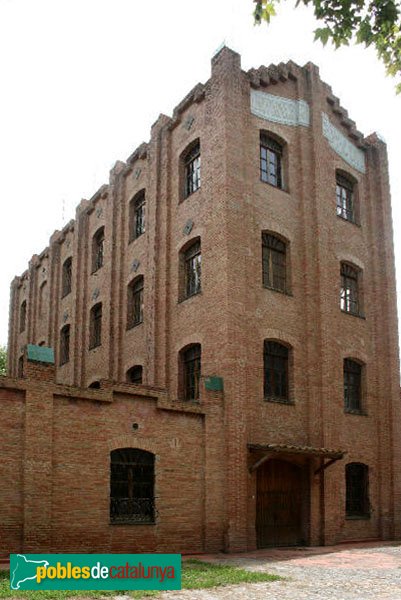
[59, 324, 70, 365]
[19, 300, 27, 333]
[127, 365, 143, 384]
[182, 140, 200, 198]
[264, 341, 289, 401]
[89, 302, 102, 349]
[346, 463, 370, 518]
[260, 133, 283, 188]
[62, 257, 72, 297]
[88, 381, 100, 389]
[110, 448, 155, 523]
[127, 276, 144, 329]
[92, 227, 104, 273]
[180, 344, 201, 401]
[262, 233, 287, 292]
[336, 172, 357, 223]
[340, 262, 361, 315]
[344, 359, 363, 412]
[129, 190, 146, 241]
[181, 239, 201, 300]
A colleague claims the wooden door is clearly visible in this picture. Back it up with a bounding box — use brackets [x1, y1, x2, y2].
[256, 459, 304, 547]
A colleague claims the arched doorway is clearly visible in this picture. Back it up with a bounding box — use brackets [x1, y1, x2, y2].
[256, 458, 305, 547]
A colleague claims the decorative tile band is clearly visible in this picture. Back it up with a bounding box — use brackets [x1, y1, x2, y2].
[322, 113, 365, 173]
[251, 90, 310, 127]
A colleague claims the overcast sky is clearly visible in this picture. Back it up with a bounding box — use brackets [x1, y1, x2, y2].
[1, 0, 400, 349]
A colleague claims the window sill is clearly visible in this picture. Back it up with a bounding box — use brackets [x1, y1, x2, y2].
[91, 267, 103, 275]
[180, 187, 201, 203]
[340, 310, 366, 320]
[178, 290, 202, 304]
[337, 215, 361, 227]
[344, 409, 368, 416]
[264, 396, 294, 406]
[61, 291, 71, 299]
[345, 515, 370, 520]
[59, 361, 70, 367]
[110, 520, 156, 526]
[126, 321, 144, 331]
[89, 344, 102, 351]
[260, 179, 289, 195]
[128, 232, 145, 245]
[263, 285, 292, 297]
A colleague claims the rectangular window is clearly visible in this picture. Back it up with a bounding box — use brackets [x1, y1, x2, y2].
[264, 341, 289, 401]
[90, 303, 102, 349]
[127, 278, 144, 328]
[260, 136, 282, 188]
[336, 175, 355, 222]
[346, 463, 370, 518]
[344, 359, 362, 412]
[185, 241, 201, 298]
[184, 144, 201, 197]
[183, 345, 201, 401]
[340, 263, 360, 315]
[262, 233, 286, 292]
[60, 325, 70, 365]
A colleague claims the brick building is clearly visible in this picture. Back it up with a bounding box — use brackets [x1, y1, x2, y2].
[3, 47, 401, 554]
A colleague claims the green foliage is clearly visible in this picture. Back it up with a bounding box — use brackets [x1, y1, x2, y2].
[254, 0, 401, 92]
[0, 346, 6, 377]
[0, 561, 280, 599]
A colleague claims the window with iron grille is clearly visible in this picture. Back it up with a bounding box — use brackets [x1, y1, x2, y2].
[336, 174, 355, 223]
[92, 227, 104, 273]
[127, 365, 143, 384]
[184, 141, 201, 198]
[264, 341, 289, 401]
[62, 257, 72, 297]
[129, 191, 146, 241]
[182, 344, 201, 401]
[184, 240, 201, 298]
[346, 463, 370, 518]
[262, 233, 287, 292]
[110, 448, 155, 524]
[127, 276, 144, 328]
[89, 302, 102, 349]
[340, 263, 360, 315]
[344, 359, 362, 412]
[260, 134, 283, 188]
[59, 324, 70, 365]
[19, 301, 26, 333]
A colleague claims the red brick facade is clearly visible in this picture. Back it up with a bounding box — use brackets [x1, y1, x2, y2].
[4, 47, 401, 554]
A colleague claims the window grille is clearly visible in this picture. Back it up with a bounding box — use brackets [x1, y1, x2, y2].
[110, 448, 155, 524]
[60, 324, 70, 365]
[62, 258, 72, 297]
[127, 277, 144, 328]
[336, 174, 355, 222]
[92, 228, 104, 273]
[89, 303, 102, 349]
[264, 341, 289, 401]
[344, 359, 362, 411]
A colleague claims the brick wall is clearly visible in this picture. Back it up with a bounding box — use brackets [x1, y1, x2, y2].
[5, 47, 401, 551]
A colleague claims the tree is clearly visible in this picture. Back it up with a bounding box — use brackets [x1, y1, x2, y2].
[0, 345, 6, 376]
[253, 0, 401, 92]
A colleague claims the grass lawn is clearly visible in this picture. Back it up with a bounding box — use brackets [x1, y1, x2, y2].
[0, 559, 281, 599]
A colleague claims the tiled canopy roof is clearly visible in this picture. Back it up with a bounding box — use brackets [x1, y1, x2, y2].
[248, 443, 344, 460]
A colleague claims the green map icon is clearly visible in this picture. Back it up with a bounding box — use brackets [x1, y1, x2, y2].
[11, 555, 49, 590]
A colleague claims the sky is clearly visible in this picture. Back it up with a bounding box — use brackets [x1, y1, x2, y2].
[0, 0, 400, 349]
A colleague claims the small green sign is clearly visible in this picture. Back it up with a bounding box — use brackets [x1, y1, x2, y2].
[26, 344, 55, 364]
[204, 376, 224, 391]
[10, 554, 181, 591]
